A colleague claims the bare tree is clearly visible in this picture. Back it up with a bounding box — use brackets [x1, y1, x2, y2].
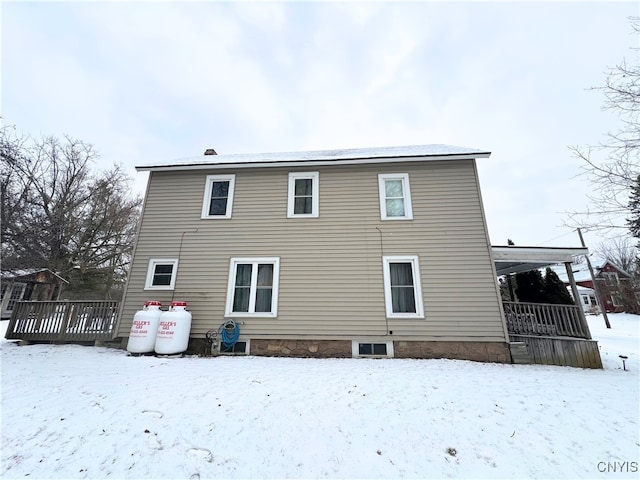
[1, 125, 141, 299]
[594, 236, 638, 273]
[567, 18, 640, 234]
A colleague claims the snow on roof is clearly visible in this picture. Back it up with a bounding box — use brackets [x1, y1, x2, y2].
[137, 144, 491, 171]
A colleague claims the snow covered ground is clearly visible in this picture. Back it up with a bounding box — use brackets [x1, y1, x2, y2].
[1, 314, 638, 479]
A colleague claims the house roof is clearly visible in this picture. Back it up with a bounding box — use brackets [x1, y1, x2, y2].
[598, 260, 632, 278]
[492, 246, 589, 276]
[1, 268, 69, 284]
[136, 144, 491, 172]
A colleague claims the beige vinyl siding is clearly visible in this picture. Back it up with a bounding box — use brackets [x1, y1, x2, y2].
[118, 160, 506, 342]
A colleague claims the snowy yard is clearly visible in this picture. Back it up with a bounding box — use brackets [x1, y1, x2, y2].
[1, 314, 638, 479]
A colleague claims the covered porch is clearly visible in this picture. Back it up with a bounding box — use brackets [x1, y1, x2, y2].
[492, 246, 602, 368]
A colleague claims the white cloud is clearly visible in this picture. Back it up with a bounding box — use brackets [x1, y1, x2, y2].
[2, 1, 636, 251]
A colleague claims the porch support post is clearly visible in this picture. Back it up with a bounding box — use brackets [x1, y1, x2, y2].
[565, 262, 592, 340]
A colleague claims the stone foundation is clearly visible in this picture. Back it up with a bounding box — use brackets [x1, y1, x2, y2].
[393, 340, 511, 363]
[251, 339, 352, 358]
[124, 336, 511, 363]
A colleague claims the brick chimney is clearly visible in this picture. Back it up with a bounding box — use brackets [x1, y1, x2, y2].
[204, 148, 217, 155]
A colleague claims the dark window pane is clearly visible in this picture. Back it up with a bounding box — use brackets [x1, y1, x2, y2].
[391, 286, 416, 313]
[209, 198, 228, 216]
[389, 263, 414, 287]
[235, 264, 252, 287]
[294, 178, 312, 196]
[359, 343, 372, 355]
[255, 289, 273, 312]
[257, 264, 273, 286]
[373, 344, 387, 355]
[152, 264, 173, 286]
[294, 197, 312, 214]
[211, 181, 229, 198]
[233, 287, 250, 312]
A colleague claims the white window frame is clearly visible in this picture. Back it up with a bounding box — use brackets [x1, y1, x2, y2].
[225, 257, 280, 317]
[611, 292, 623, 307]
[287, 172, 319, 218]
[378, 173, 413, 220]
[145, 258, 179, 290]
[351, 340, 395, 358]
[201, 174, 236, 219]
[602, 272, 619, 286]
[382, 255, 424, 318]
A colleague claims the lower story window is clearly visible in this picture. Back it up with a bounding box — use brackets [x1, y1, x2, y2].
[382, 256, 424, 318]
[145, 259, 179, 290]
[225, 257, 280, 317]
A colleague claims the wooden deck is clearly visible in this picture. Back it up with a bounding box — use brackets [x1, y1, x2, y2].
[504, 301, 602, 368]
[4, 301, 119, 343]
[503, 301, 590, 339]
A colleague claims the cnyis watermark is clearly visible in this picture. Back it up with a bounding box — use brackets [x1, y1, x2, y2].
[597, 461, 638, 473]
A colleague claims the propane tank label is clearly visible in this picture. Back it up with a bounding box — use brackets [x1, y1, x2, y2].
[157, 321, 178, 337]
[131, 320, 151, 337]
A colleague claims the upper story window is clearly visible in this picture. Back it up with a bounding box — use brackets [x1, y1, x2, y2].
[287, 172, 319, 218]
[225, 257, 280, 317]
[145, 259, 179, 290]
[382, 255, 424, 318]
[378, 173, 413, 220]
[201, 174, 236, 219]
[602, 272, 619, 286]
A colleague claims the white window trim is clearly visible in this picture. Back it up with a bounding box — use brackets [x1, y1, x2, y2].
[287, 172, 319, 218]
[225, 257, 280, 318]
[145, 258, 179, 290]
[378, 173, 413, 220]
[382, 255, 425, 318]
[201, 174, 236, 219]
[351, 340, 395, 358]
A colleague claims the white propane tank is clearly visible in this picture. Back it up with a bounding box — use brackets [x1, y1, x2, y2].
[154, 301, 192, 355]
[127, 301, 163, 353]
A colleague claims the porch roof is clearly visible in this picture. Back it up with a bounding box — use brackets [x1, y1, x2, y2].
[492, 246, 588, 276]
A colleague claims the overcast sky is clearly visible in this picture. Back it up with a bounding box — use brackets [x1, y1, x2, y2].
[2, 0, 637, 254]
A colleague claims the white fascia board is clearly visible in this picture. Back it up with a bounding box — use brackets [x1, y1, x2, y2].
[491, 246, 589, 263]
[136, 153, 490, 172]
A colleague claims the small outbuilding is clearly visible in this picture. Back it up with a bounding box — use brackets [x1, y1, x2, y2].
[1, 269, 68, 319]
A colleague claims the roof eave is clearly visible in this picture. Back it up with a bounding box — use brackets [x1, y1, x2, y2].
[136, 152, 491, 172]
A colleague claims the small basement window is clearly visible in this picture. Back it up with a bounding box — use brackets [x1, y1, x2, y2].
[352, 341, 394, 358]
[219, 341, 248, 355]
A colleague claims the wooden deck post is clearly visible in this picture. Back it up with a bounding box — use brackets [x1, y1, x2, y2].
[565, 262, 591, 339]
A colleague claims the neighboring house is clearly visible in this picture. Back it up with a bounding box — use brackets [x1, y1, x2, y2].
[578, 261, 639, 314]
[554, 261, 639, 314]
[566, 285, 598, 314]
[116, 144, 512, 362]
[1, 269, 68, 319]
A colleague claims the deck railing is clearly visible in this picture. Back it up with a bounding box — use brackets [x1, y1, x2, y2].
[5, 301, 119, 342]
[503, 301, 590, 339]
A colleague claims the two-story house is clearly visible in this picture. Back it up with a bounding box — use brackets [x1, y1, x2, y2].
[574, 261, 639, 314]
[115, 144, 512, 362]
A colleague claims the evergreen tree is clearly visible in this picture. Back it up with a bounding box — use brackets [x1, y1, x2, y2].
[544, 268, 574, 305]
[515, 270, 546, 303]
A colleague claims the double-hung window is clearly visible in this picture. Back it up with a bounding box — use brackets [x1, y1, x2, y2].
[378, 173, 413, 220]
[287, 172, 319, 218]
[382, 255, 424, 318]
[201, 174, 236, 219]
[145, 259, 179, 290]
[225, 257, 280, 317]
